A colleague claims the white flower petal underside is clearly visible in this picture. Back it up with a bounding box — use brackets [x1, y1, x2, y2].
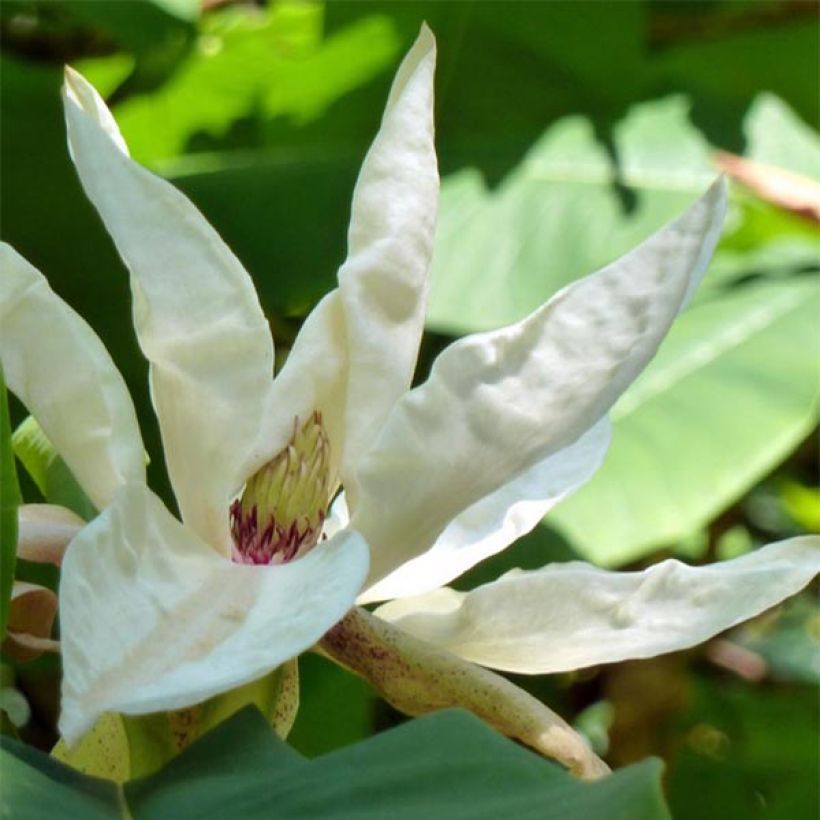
[59, 483, 369, 744]
[0, 244, 144, 510]
[353, 179, 728, 586]
[359, 416, 611, 604]
[17, 504, 85, 565]
[375, 537, 820, 674]
[63, 69, 274, 555]
[337, 25, 438, 505]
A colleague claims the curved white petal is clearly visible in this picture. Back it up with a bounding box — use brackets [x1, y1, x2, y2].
[375, 537, 820, 674]
[247, 28, 438, 490]
[59, 483, 369, 744]
[17, 504, 85, 565]
[63, 68, 274, 555]
[352, 179, 727, 586]
[337, 25, 438, 504]
[249, 292, 349, 482]
[0, 244, 144, 510]
[359, 416, 611, 603]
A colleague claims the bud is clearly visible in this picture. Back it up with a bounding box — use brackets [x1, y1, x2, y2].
[231, 411, 331, 565]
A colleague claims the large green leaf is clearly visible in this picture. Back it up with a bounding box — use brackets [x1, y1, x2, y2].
[427, 94, 718, 334]
[427, 92, 818, 335]
[2, 708, 671, 819]
[0, 368, 21, 638]
[549, 274, 820, 565]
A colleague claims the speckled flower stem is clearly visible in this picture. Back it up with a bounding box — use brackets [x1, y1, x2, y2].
[318, 606, 610, 780]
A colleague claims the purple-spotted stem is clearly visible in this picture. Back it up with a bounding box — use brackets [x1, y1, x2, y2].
[318, 606, 609, 779]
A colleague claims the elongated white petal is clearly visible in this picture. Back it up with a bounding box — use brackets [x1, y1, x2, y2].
[247, 28, 438, 489]
[0, 244, 144, 510]
[337, 25, 438, 504]
[59, 483, 369, 744]
[352, 179, 727, 586]
[359, 417, 610, 603]
[376, 537, 820, 674]
[63, 68, 274, 555]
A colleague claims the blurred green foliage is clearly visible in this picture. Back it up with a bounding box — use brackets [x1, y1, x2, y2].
[1, 1, 817, 816]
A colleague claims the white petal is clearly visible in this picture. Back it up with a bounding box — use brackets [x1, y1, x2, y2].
[248, 292, 349, 484]
[247, 27, 438, 489]
[63, 68, 274, 555]
[0, 244, 144, 510]
[337, 25, 438, 504]
[359, 417, 611, 604]
[17, 504, 85, 565]
[59, 483, 369, 744]
[375, 537, 820, 674]
[353, 179, 727, 586]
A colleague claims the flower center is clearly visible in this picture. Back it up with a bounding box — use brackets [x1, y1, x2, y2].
[230, 411, 331, 565]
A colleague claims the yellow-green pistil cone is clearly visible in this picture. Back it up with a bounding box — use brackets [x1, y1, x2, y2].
[230, 411, 331, 565]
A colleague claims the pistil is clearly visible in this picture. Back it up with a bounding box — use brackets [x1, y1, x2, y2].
[231, 411, 331, 565]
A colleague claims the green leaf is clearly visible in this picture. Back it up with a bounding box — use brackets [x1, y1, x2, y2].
[0, 367, 21, 638]
[2, 708, 672, 819]
[550, 274, 820, 566]
[744, 93, 820, 178]
[731, 594, 820, 685]
[12, 417, 96, 522]
[0, 735, 120, 820]
[666, 675, 819, 819]
[427, 94, 718, 335]
[103, 5, 400, 166]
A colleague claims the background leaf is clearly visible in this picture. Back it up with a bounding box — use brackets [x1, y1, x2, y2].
[2, 708, 672, 819]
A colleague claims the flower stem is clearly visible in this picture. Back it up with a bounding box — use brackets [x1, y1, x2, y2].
[318, 606, 609, 780]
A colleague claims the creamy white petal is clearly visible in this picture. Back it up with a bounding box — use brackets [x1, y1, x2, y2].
[17, 504, 85, 565]
[0, 244, 144, 510]
[337, 25, 438, 505]
[248, 292, 349, 482]
[359, 417, 611, 604]
[352, 179, 727, 586]
[247, 28, 438, 490]
[63, 68, 274, 555]
[59, 483, 369, 744]
[375, 537, 820, 673]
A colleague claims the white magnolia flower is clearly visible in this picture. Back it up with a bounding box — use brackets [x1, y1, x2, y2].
[1, 27, 817, 747]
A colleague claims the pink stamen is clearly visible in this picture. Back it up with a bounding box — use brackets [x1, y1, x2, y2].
[230, 498, 325, 566]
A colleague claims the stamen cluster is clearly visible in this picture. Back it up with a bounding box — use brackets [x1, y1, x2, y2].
[231, 411, 331, 565]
